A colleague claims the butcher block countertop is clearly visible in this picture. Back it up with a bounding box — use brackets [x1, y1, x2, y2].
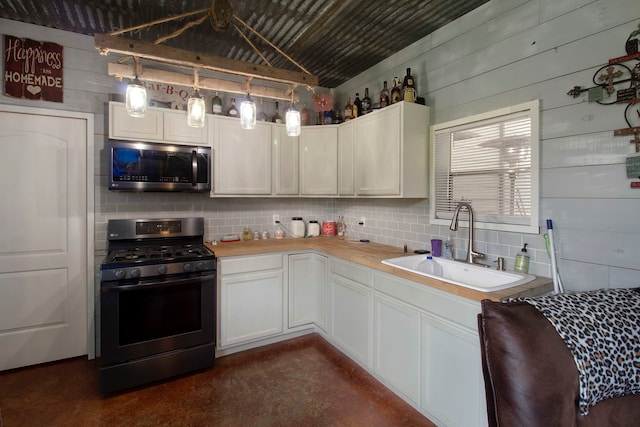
[205, 237, 552, 302]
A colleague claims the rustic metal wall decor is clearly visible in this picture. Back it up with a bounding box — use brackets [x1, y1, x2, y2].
[567, 22, 640, 187]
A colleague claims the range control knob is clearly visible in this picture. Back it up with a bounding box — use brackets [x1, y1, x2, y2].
[183, 263, 192, 272]
[114, 269, 125, 280]
[195, 262, 204, 271]
[129, 268, 140, 278]
[157, 265, 167, 275]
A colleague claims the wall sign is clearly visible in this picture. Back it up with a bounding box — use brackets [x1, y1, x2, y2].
[3, 34, 64, 102]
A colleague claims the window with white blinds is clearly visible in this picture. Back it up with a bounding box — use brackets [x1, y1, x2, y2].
[430, 101, 539, 234]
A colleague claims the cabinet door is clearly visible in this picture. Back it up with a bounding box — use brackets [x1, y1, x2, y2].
[273, 125, 299, 195]
[329, 274, 372, 366]
[219, 269, 284, 347]
[299, 126, 338, 195]
[374, 293, 421, 403]
[163, 109, 207, 145]
[288, 253, 328, 329]
[109, 101, 163, 141]
[338, 121, 354, 196]
[421, 313, 487, 427]
[354, 106, 401, 195]
[288, 253, 314, 327]
[211, 116, 272, 195]
[313, 253, 328, 332]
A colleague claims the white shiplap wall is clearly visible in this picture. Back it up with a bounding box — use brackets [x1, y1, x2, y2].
[336, 0, 640, 291]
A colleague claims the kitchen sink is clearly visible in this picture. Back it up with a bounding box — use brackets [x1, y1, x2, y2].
[381, 255, 536, 292]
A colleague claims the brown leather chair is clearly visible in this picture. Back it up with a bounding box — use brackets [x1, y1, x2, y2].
[478, 298, 640, 427]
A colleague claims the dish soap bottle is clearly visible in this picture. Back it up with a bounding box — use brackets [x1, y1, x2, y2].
[443, 238, 453, 259]
[514, 243, 530, 273]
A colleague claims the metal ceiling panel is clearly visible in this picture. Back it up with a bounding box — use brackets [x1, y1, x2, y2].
[0, 0, 488, 88]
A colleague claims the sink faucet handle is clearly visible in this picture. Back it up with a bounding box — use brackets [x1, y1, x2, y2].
[494, 257, 505, 271]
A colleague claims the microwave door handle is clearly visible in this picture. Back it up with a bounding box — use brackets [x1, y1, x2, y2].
[191, 150, 197, 186]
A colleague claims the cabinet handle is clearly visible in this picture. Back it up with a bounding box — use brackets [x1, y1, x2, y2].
[191, 150, 197, 186]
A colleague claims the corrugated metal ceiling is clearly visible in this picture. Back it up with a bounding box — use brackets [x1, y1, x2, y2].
[0, 0, 488, 88]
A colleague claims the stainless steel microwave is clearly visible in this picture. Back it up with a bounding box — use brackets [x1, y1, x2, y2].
[108, 140, 211, 192]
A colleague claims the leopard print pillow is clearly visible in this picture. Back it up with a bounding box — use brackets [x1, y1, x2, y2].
[521, 288, 640, 415]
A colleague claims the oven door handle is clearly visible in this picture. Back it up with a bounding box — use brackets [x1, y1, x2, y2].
[191, 150, 198, 186]
[102, 273, 216, 291]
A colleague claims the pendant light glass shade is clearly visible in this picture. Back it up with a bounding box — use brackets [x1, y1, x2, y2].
[125, 77, 147, 117]
[187, 90, 206, 128]
[240, 94, 257, 129]
[286, 107, 301, 136]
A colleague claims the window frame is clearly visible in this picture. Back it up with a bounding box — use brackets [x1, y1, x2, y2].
[429, 100, 540, 234]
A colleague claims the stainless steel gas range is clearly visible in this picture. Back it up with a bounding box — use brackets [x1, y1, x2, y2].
[99, 217, 216, 395]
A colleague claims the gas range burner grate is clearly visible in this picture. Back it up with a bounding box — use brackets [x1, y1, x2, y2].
[105, 244, 213, 266]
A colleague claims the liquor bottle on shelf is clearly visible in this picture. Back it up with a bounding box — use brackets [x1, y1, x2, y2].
[226, 98, 238, 117]
[333, 106, 343, 124]
[380, 81, 390, 108]
[361, 88, 371, 114]
[301, 104, 310, 126]
[272, 101, 282, 123]
[402, 68, 416, 103]
[390, 78, 401, 104]
[353, 92, 362, 118]
[212, 92, 223, 115]
[257, 98, 268, 121]
[344, 96, 354, 120]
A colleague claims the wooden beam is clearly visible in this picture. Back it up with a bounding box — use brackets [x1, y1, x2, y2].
[108, 63, 299, 102]
[95, 33, 318, 88]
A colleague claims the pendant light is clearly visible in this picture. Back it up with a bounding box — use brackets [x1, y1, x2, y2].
[240, 93, 256, 129]
[187, 69, 206, 128]
[187, 90, 206, 127]
[285, 89, 301, 136]
[125, 58, 147, 117]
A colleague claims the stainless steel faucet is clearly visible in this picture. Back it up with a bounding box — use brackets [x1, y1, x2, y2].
[449, 202, 485, 264]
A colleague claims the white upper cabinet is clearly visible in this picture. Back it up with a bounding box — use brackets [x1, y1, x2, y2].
[299, 126, 338, 196]
[210, 115, 272, 196]
[109, 101, 164, 141]
[272, 124, 299, 196]
[354, 102, 429, 197]
[338, 121, 355, 196]
[109, 101, 207, 145]
[163, 109, 208, 145]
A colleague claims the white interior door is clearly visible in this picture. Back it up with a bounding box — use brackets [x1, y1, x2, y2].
[0, 109, 89, 371]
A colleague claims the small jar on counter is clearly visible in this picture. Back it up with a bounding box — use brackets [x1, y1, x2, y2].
[308, 220, 320, 237]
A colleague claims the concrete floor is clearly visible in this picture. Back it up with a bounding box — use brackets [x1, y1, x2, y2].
[0, 333, 436, 426]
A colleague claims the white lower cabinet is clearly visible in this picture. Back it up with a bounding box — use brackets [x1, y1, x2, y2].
[373, 293, 421, 404]
[288, 253, 327, 329]
[218, 254, 284, 348]
[421, 314, 486, 427]
[217, 251, 487, 426]
[328, 258, 372, 366]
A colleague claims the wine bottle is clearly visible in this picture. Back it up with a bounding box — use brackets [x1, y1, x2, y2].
[402, 68, 416, 103]
[353, 92, 362, 118]
[390, 78, 401, 104]
[344, 96, 353, 120]
[361, 88, 371, 114]
[226, 98, 238, 117]
[212, 92, 223, 115]
[380, 81, 390, 108]
[257, 98, 268, 121]
[272, 101, 282, 123]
